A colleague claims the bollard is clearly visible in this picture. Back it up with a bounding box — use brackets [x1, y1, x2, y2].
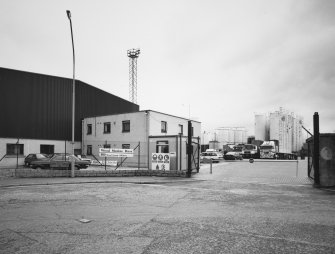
[296, 160, 299, 177]
[210, 159, 212, 174]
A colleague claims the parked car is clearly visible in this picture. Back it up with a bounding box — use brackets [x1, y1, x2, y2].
[24, 153, 48, 167]
[75, 154, 92, 164]
[224, 152, 243, 160]
[200, 152, 222, 163]
[30, 154, 90, 170]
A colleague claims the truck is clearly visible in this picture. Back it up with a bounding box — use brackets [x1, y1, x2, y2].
[242, 144, 259, 159]
[259, 140, 297, 159]
[255, 108, 303, 160]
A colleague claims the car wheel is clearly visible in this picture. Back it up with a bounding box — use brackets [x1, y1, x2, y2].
[35, 166, 42, 169]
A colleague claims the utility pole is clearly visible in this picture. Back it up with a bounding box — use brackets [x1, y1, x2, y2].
[127, 49, 140, 104]
[66, 10, 75, 177]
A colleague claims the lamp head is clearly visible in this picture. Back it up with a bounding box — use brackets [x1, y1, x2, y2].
[66, 10, 71, 19]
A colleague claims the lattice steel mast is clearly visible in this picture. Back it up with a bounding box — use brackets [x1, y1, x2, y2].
[127, 48, 140, 104]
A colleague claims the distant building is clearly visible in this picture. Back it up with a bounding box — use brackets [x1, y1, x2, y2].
[254, 107, 304, 153]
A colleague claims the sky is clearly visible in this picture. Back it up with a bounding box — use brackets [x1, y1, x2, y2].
[1, 0, 335, 137]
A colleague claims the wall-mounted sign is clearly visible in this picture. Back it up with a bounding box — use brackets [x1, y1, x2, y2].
[152, 153, 170, 171]
[99, 148, 134, 157]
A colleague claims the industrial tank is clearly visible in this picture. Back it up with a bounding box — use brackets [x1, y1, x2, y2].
[255, 114, 267, 141]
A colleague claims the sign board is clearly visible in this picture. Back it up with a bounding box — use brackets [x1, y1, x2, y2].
[99, 148, 134, 158]
[91, 160, 117, 166]
[152, 153, 170, 171]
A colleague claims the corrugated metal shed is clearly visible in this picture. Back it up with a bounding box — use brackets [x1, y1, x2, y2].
[0, 67, 139, 141]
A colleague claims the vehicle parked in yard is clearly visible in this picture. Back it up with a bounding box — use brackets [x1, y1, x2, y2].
[30, 154, 90, 170]
[224, 151, 243, 160]
[24, 153, 48, 167]
[200, 152, 222, 163]
[75, 154, 92, 164]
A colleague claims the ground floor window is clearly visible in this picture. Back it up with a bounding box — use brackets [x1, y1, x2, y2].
[40, 144, 54, 155]
[87, 145, 92, 155]
[6, 143, 24, 155]
[156, 141, 169, 153]
[122, 144, 130, 149]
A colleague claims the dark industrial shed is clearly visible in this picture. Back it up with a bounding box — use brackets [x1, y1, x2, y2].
[0, 67, 139, 141]
[0, 67, 139, 166]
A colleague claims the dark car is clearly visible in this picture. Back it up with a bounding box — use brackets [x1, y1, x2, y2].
[24, 153, 48, 167]
[224, 152, 243, 160]
[30, 154, 90, 170]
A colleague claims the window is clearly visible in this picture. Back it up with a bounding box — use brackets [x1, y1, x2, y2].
[179, 124, 183, 135]
[6, 144, 24, 156]
[103, 122, 111, 134]
[87, 124, 92, 135]
[122, 144, 130, 149]
[122, 120, 130, 132]
[87, 145, 92, 155]
[192, 127, 194, 137]
[104, 144, 111, 148]
[161, 121, 167, 133]
[156, 141, 169, 153]
[40, 145, 54, 155]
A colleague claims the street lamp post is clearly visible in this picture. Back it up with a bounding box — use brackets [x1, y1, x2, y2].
[66, 10, 75, 178]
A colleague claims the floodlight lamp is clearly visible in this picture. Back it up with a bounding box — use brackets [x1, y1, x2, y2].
[66, 10, 71, 19]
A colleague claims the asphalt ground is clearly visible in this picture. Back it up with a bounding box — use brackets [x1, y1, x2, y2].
[1, 159, 334, 253]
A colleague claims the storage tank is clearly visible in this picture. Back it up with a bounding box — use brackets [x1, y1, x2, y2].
[255, 114, 267, 141]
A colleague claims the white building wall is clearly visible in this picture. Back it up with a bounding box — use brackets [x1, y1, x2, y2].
[82, 110, 201, 168]
[0, 138, 81, 167]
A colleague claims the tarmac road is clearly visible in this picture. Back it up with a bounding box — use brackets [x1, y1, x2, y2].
[0, 160, 334, 254]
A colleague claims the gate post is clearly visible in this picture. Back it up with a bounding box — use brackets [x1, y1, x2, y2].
[313, 112, 320, 185]
[187, 121, 192, 178]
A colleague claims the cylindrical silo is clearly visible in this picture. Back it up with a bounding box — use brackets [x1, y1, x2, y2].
[255, 114, 267, 141]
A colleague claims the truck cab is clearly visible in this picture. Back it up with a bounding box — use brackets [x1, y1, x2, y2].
[260, 141, 277, 159]
[242, 144, 259, 159]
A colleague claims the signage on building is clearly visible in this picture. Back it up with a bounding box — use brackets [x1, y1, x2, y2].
[99, 148, 134, 157]
[152, 153, 170, 171]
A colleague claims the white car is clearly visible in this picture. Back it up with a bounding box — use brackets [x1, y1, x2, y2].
[200, 152, 222, 163]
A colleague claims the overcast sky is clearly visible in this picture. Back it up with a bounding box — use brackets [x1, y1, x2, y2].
[1, 0, 334, 136]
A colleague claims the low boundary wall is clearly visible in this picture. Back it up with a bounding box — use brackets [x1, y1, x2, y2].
[2, 169, 188, 178]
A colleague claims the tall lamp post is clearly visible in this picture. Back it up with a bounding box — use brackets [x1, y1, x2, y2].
[66, 10, 75, 178]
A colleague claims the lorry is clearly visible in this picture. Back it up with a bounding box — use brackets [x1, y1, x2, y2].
[241, 144, 259, 159]
[259, 140, 297, 160]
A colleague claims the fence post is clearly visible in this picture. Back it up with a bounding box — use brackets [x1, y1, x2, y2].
[138, 141, 140, 170]
[210, 159, 212, 174]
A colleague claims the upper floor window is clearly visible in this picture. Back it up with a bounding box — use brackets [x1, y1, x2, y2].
[87, 124, 92, 135]
[104, 122, 111, 134]
[6, 143, 24, 155]
[122, 120, 130, 132]
[161, 121, 167, 133]
[179, 124, 183, 135]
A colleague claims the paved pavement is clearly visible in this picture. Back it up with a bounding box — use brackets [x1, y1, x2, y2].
[1, 160, 335, 253]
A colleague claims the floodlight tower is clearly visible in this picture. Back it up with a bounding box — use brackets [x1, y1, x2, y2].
[127, 48, 140, 104]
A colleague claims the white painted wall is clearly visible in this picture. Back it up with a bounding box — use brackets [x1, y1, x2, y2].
[0, 138, 81, 167]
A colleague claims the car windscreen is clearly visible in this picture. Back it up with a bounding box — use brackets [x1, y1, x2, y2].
[260, 146, 273, 150]
[36, 154, 47, 159]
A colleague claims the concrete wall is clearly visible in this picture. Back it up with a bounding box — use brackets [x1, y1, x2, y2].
[0, 138, 81, 168]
